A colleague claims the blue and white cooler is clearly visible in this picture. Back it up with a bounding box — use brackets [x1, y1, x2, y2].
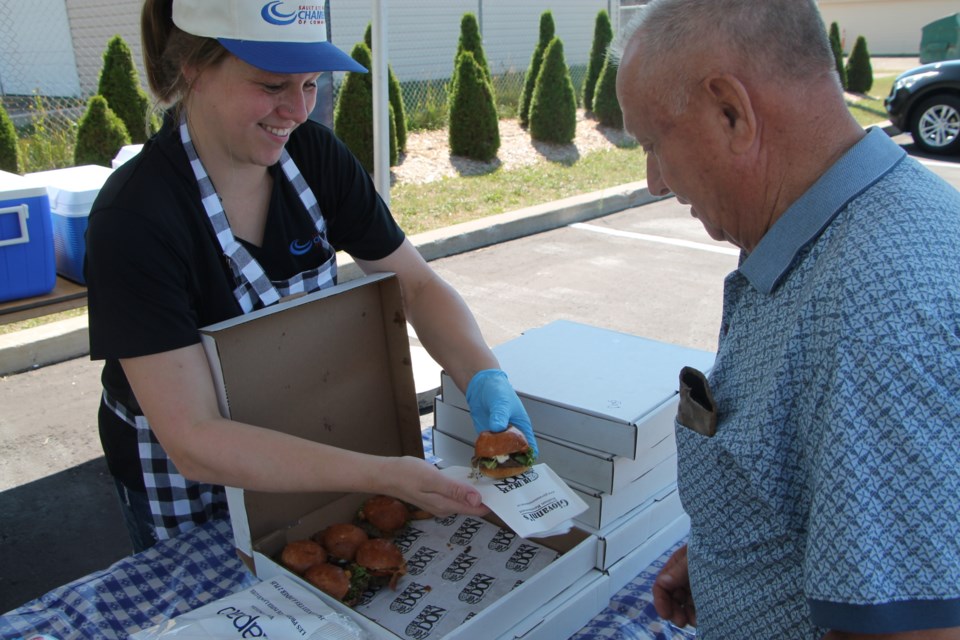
[26, 165, 113, 284]
[0, 170, 56, 303]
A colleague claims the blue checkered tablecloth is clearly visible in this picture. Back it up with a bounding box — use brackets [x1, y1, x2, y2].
[0, 517, 257, 640]
[0, 432, 694, 640]
[0, 519, 689, 640]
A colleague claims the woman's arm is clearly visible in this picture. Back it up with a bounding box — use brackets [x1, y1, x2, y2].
[121, 343, 485, 516]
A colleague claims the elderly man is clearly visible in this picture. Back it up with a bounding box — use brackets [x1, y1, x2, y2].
[616, 1, 960, 638]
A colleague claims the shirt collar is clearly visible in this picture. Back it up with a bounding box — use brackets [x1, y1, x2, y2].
[739, 127, 906, 295]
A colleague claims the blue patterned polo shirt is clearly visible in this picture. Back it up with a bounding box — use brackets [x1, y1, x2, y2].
[677, 128, 960, 638]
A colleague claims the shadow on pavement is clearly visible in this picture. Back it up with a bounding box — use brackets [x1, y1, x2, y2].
[0, 457, 130, 614]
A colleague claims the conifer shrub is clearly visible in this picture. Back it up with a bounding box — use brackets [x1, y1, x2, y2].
[528, 37, 577, 144]
[363, 23, 407, 153]
[333, 43, 397, 174]
[592, 56, 622, 129]
[519, 11, 555, 128]
[845, 36, 873, 94]
[98, 35, 158, 144]
[583, 10, 613, 113]
[0, 102, 22, 174]
[456, 13, 492, 85]
[828, 22, 847, 90]
[74, 95, 131, 167]
[448, 51, 500, 161]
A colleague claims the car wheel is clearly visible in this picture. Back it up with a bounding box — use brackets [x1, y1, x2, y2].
[909, 94, 960, 155]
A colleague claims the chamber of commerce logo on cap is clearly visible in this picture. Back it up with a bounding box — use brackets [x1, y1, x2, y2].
[260, 1, 326, 27]
[172, 0, 365, 74]
[261, 1, 297, 25]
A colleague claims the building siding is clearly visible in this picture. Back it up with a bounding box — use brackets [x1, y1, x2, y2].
[818, 0, 957, 55]
[65, 0, 143, 97]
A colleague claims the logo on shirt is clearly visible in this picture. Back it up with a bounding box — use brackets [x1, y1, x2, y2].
[289, 232, 325, 256]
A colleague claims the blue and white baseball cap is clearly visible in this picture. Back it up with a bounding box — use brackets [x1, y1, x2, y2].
[172, 0, 367, 74]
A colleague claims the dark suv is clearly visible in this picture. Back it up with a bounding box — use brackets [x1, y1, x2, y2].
[885, 59, 960, 155]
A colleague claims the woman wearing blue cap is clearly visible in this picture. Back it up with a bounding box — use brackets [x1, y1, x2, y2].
[84, 0, 538, 552]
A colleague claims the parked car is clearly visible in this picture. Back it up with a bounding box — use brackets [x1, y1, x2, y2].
[885, 60, 960, 155]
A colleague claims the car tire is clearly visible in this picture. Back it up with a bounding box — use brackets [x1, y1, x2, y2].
[909, 94, 960, 155]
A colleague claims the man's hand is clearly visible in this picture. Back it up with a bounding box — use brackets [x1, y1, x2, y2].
[653, 544, 697, 628]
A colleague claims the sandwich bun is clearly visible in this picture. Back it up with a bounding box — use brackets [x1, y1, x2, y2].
[358, 495, 409, 536]
[280, 539, 328, 575]
[355, 538, 407, 590]
[473, 426, 534, 479]
[304, 563, 351, 602]
[317, 523, 368, 562]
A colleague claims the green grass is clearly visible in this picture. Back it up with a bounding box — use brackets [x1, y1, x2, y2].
[16, 94, 79, 173]
[0, 306, 87, 335]
[846, 74, 895, 128]
[391, 144, 644, 235]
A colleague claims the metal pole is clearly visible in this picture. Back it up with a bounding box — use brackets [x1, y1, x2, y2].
[309, 0, 335, 128]
[371, 0, 390, 205]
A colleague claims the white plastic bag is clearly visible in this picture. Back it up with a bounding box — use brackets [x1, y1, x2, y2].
[129, 575, 366, 639]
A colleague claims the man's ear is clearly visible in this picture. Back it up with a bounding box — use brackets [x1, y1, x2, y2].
[702, 74, 756, 155]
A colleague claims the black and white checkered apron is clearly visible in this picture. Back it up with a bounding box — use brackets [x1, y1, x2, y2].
[104, 117, 339, 541]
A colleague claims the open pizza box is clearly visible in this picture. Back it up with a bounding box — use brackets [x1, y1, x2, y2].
[199, 273, 598, 639]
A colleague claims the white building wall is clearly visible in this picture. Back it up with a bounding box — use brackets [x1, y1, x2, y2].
[2, 0, 618, 100]
[65, 0, 143, 97]
[328, 0, 611, 82]
[0, 0, 81, 97]
[818, 0, 958, 55]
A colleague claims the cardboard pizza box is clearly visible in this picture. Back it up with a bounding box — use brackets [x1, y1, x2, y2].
[200, 273, 599, 639]
[441, 320, 715, 459]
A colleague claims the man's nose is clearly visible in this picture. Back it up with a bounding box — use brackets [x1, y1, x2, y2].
[646, 155, 672, 197]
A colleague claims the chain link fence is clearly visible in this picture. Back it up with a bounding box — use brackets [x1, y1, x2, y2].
[2, 0, 634, 170]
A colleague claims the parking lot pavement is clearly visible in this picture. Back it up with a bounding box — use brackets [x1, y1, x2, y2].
[432, 197, 738, 352]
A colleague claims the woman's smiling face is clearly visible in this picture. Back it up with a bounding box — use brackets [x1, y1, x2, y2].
[185, 55, 320, 171]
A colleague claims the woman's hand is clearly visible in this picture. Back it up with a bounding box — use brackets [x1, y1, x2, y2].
[385, 456, 488, 517]
[466, 369, 539, 457]
[653, 544, 697, 628]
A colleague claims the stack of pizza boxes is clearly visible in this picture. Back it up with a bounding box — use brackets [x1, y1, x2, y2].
[432, 319, 715, 598]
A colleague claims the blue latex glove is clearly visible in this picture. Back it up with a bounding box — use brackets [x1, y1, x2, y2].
[465, 369, 539, 458]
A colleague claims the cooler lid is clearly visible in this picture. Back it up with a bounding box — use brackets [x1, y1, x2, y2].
[25, 165, 113, 216]
[0, 169, 50, 201]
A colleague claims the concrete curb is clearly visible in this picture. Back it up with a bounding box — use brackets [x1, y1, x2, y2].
[0, 315, 90, 376]
[0, 181, 657, 377]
